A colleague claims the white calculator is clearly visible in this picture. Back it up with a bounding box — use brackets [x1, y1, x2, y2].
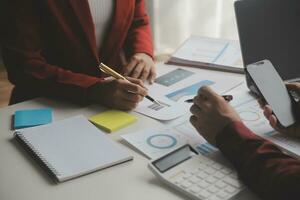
[148, 144, 244, 200]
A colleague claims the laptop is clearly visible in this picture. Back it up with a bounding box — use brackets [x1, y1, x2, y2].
[234, 0, 300, 91]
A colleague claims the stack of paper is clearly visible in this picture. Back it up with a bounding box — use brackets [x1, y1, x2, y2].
[166, 36, 244, 73]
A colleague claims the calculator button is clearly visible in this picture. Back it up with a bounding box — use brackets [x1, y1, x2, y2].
[217, 190, 229, 198]
[188, 176, 199, 183]
[223, 177, 242, 188]
[215, 180, 227, 189]
[204, 167, 216, 175]
[180, 180, 192, 189]
[198, 180, 209, 188]
[213, 171, 225, 179]
[196, 171, 208, 179]
[173, 178, 184, 185]
[205, 176, 217, 184]
[198, 190, 211, 199]
[198, 163, 206, 169]
[204, 159, 215, 165]
[182, 173, 192, 179]
[188, 185, 201, 194]
[209, 195, 222, 200]
[191, 170, 199, 175]
[220, 168, 231, 175]
[225, 185, 237, 194]
[212, 163, 223, 170]
[208, 185, 218, 193]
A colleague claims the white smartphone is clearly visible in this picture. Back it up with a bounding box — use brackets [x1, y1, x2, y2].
[246, 59, 296, 127]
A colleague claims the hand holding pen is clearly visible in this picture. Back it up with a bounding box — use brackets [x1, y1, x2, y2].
[87, 64, 150, 110]
[99, 63, 160, 105]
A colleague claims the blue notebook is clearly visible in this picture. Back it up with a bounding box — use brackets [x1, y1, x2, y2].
[14, 108, 53, 129]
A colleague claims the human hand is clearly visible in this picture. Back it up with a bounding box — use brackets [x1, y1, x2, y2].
[124, 53, 156, 84]
[190, 86, 242, 145]
[260, 82, 300, 137]
[88, 77, 148, 110]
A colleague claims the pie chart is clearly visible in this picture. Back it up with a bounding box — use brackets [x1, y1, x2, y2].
[146, 134, 177, 149]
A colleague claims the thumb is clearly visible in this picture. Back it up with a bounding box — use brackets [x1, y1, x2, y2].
[198, 86, 220, 101]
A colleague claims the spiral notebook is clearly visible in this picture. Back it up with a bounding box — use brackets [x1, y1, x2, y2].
[14, 115, 133, 183]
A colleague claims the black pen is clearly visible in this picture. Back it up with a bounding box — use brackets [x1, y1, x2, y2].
[185, 95, 233, 103]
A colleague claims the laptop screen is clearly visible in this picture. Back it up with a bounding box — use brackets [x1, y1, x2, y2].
[235, 0, 300, 81]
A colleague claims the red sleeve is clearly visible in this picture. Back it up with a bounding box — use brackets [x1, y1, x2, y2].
[216, 121, 300, 200]
[124, 0, 154, 58]
[2, 0, 103, 105]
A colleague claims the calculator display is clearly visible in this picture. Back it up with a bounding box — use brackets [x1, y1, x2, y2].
[152, 145, 196, 173]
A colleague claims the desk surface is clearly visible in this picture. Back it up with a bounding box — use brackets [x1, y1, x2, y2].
[0, 68, 259, 200]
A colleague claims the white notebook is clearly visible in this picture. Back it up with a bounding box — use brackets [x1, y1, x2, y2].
[14, 115, 133, 182]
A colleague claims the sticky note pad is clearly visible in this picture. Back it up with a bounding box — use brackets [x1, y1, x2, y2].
[14, 108, 53, 129]
[89, 110, 137, 133]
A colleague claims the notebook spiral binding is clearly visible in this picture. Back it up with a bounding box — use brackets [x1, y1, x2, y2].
[14, 131, 61, 180]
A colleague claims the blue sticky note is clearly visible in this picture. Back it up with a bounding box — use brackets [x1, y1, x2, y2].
[14, 108, 53, 129]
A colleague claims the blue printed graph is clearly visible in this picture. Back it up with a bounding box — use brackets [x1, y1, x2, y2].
[196, 143, 218, 155]
[146, 134, 177, 149]
[166, 80, 215, 101]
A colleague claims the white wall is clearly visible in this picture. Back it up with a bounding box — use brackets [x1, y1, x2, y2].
[145, 0, 239, 55]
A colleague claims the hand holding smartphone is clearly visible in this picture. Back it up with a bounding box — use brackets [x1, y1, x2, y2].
[247, 60, 296, 127]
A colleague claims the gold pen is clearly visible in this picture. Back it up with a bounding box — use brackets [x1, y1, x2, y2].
[99, 63, 161, 105]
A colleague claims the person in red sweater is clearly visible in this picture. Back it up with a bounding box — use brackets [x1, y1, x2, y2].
[1, 0, 155, 110]
[190, 83, 300, 200]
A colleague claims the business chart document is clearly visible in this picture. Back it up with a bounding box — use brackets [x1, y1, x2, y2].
[134, 63, 243, 121]
[167, 36, 244, 73]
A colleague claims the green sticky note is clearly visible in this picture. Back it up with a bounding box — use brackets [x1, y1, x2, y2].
[89, 110, 137, 133]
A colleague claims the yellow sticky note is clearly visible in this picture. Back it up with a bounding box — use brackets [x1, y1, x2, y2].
[89, 110, 137, 133]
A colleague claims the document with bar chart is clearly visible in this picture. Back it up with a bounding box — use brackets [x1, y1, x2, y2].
[134, 63, 243, 121]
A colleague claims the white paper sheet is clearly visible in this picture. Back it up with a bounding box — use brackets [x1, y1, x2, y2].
[121, 126, 216, 159]
[172, 36, 243, 68]
[134, 96, 188, 121]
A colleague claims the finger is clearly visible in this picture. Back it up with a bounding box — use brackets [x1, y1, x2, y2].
[286, 82, 300, 96]
[131, 62, 145, 79]
[257, 98, 267, 109]
[148, 66, 157, 84]
[263, 105, 273, 119]
[198, 86, 220, 102]
[117, 98, 138, 111]
[124, 59, 138, 76]
[286, 82, 300, 90]
[268, 115, 286, 134]
[269, 115, 277, 128]
[267, 114, 286, 134]
[190, 104, 202, 118]
[140, 65, 151, 82]
[126, 77, 146, 88]
[193, 95, 211, 112]
[120, 90, 144, 103]
[190, 115, 200, 129]
[118, 80, 148, 97]
[190, 115, 204, 135]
